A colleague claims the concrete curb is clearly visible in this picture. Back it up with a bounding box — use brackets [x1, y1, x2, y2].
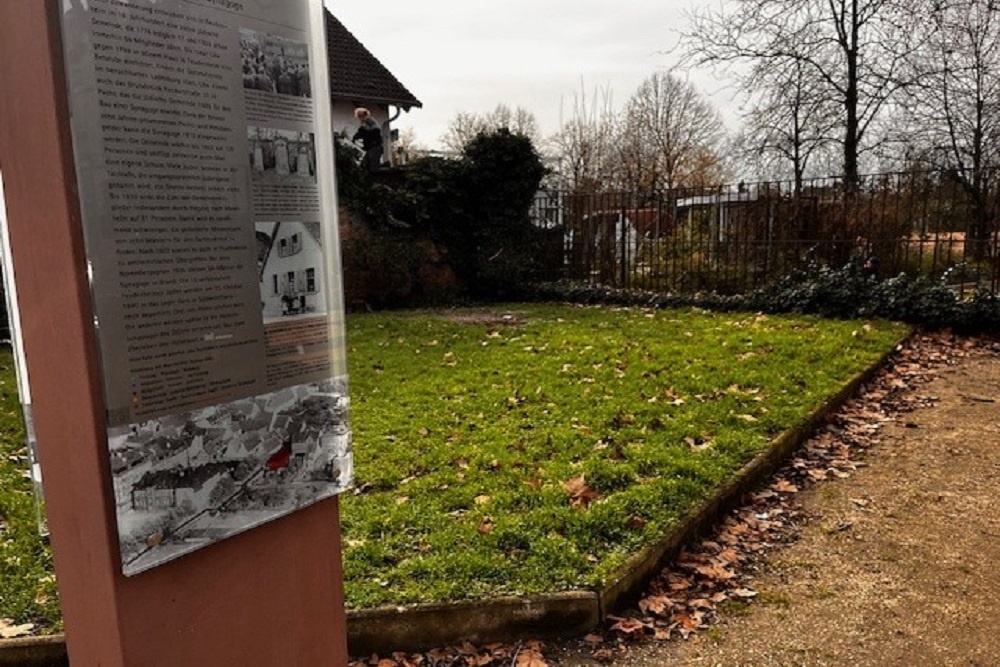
[0, 339, 906, 663]
[0, 636, 67, 667]
[348, 591, 600, 656]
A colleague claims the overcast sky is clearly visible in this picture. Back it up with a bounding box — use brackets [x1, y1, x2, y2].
[323, 1, 741, 150]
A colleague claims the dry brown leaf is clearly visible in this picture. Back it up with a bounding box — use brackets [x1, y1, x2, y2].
[694, 563, 736, 581]
[515, 649, 548, 667]
[609, 616, 649, 637]
[562, 475, 601, 508]
[717, 548, 740, 564]
[458, 641, 479, 655]
[592, 647, 616, 662]
[772, 479, 800, 493]
[638, 594, 674, 616]
[687, 598, 715, 610]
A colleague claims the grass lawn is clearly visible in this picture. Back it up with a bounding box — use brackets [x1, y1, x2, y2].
[0, 304, 908, 630]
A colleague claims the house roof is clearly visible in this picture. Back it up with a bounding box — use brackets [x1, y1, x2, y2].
[325, 11, 422, 111]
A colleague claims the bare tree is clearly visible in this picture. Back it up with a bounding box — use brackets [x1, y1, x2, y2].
[441, 104, 541, 152]
[615, 72, 728, 193]
[902, 0, 1000, 256]
[549, 85, 618, 192]
[737, 57, 840, 191]
[683, 0, 925, 193]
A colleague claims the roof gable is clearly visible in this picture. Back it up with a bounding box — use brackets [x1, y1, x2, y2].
[325, 11, 422, 111]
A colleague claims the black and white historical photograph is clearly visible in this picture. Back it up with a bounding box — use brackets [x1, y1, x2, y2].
[110, 379, 352, 575]
[248, 126, 316, 184]
[240, 28, 311, 98]
[256, 221, 329, 321]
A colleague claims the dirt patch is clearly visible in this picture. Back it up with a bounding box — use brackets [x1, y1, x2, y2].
[546, 335, 1000, 666]
[436, 310, 528, 327]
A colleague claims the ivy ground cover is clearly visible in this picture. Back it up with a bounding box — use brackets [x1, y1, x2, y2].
[0, 305, 907, 630]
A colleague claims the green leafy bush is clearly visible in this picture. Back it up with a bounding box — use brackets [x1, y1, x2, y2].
[336, 130, 549, 304]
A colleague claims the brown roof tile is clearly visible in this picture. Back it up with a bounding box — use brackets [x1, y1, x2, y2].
[325, 11, 422, 110]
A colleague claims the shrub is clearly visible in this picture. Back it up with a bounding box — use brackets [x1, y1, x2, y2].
[336, 129, 549, 304]
[529, 258, 1000, 333]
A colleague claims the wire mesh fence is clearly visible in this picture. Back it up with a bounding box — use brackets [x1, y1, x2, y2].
[531, 171, 1000, 298]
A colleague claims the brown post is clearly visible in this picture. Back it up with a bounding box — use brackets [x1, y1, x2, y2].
[0, 2, 348, 664]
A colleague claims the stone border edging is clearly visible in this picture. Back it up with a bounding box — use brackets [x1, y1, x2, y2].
[0, 336, 907, 664]
[0, 635, 67, 667]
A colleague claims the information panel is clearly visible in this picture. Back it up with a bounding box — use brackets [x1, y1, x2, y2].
[59, 0, 352, 575]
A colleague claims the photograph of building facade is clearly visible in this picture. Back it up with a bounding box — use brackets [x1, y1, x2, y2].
[256, 221, 328, 320]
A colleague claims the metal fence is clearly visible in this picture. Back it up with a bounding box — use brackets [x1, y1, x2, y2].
[531, 171, 1000, 297]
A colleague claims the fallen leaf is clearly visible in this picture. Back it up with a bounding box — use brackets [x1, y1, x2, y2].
[771, 479, 800, 494]
[458, 642, 479, 655]
[562, 475, 601, 508]
[687, 598, 715, 610]
[592, 647, 615, 662]
[731, 587, 758, 598]
[0, 619, 34, 639]
[638, 595, 674, 616]
[515, 649, 548, 667]
[694, 563, 736, 581]
[609, 616, 649, 637]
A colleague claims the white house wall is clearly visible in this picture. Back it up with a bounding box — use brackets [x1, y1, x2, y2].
[261, 222, 327, 319]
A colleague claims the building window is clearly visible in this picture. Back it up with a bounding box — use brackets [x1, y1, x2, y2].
[278, 233, 302, 257]
[287, 271, 296, 293]
[306, 268, 316, 293]
[272, 274, 278, 295]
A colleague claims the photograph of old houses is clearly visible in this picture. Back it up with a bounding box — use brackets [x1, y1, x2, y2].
[255, 221, 328, 321]
[109, 378, 352, 575]
[248, 126, 316, 184]
[240, 28, 311, 98]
